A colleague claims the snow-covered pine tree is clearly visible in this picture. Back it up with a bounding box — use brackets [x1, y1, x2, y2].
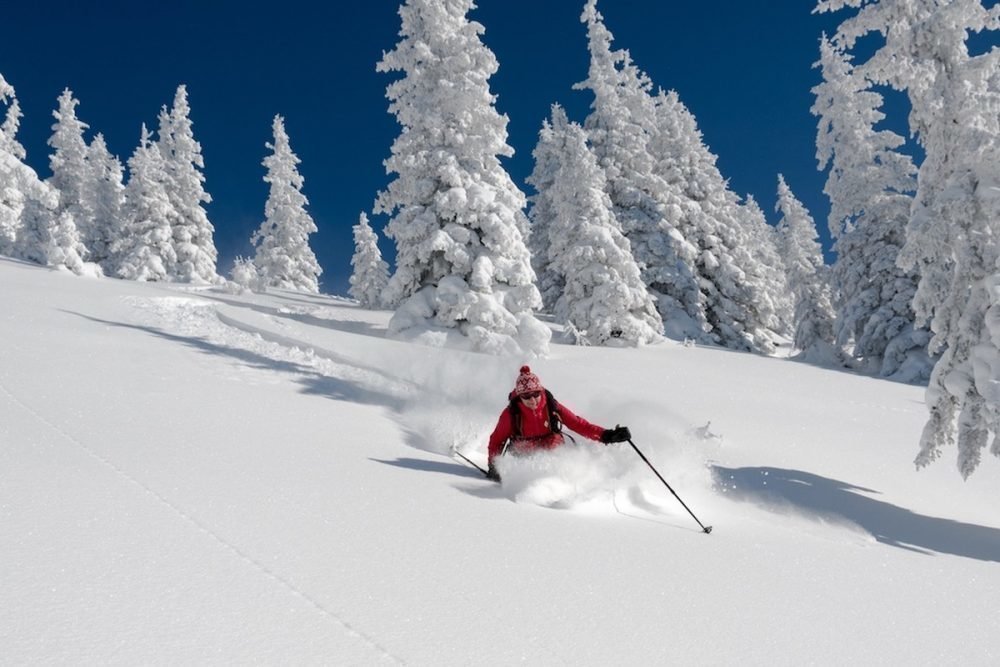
[576, 1, 782, 352]
[529, 104, 662, 346]
[349, 212, 389, 308]
[251, 115, 322, 293]
[0, 75, 84, 272]
[15, 189, 89, 275]
[650, 88, 783, 353]
[83, 134, 125, 272]
[818, 0, 1000, 476]
[227, 256, 263, 293]
[775, 174, 840, 364]
[115, 125, 177, 282]
[525, 111, 565, 313]
[0, 76, 78, 268]
[45, 211, 89, 274]
[0, 73, 26, 255]
[740, 194, 794, 337]
[375, 0, 549, 355]
[0, 74, 24, 161]
[0, 156, 21, 257]
[575, 0, 704, 342]
[157, 85, 218, 283]
[47, 89, 93, 259]
[812, 34, 929, 381]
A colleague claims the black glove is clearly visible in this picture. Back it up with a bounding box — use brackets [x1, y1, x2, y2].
[601, 425, 631, 444]
[486, 463, 501, 482]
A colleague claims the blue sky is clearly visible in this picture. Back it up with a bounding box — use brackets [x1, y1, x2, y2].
[3, 0, 849, 294]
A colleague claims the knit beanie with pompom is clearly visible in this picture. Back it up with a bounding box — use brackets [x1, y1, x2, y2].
[513, 365, 543, 396]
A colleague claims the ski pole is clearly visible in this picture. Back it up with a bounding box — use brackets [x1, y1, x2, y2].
[454, 451, 489, 478]
[628, 439, 712, 534]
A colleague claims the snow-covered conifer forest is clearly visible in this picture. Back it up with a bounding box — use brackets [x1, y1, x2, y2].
[0, 0, 1000, 512]
[4, 0, 1000, 476]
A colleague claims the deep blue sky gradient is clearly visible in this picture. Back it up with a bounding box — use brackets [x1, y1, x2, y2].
[3, 1, 852, 294]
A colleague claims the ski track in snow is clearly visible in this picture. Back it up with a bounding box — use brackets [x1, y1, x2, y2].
[0, 345, 406, 666]
[126, 295, 415, 403]
[216, 310, 418, 402]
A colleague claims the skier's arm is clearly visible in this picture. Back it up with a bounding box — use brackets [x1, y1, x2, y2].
[487, 409, 513, 466]
[554, 403, 606, 442]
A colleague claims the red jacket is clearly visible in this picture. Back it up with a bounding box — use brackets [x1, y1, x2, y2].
[487, 392, 606, 466]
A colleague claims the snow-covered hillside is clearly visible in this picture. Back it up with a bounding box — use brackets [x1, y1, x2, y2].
[2, 257, 998, 665]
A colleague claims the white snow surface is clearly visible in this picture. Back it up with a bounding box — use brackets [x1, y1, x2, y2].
[2, 256, 998, 665]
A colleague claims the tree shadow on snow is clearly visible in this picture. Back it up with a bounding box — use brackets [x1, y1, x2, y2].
[713, 465, 1000, 562]
[64, 311, 403, 411]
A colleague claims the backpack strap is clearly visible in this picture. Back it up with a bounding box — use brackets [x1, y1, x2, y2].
[500, 398, 520, 457]
[508, 397, 522, 437]
[545, 389, 562, 434]
[546, 390, 577, 444]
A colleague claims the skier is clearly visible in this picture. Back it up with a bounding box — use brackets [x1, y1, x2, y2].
[486, 366, 631, 481]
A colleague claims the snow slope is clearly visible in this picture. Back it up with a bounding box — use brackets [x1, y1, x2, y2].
[2, 256, 998, 665]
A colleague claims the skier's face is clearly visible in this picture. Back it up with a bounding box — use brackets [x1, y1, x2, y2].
[520, 391, 542, 409]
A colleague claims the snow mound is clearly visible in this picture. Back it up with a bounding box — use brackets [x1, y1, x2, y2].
[497, 444, 633, 509]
